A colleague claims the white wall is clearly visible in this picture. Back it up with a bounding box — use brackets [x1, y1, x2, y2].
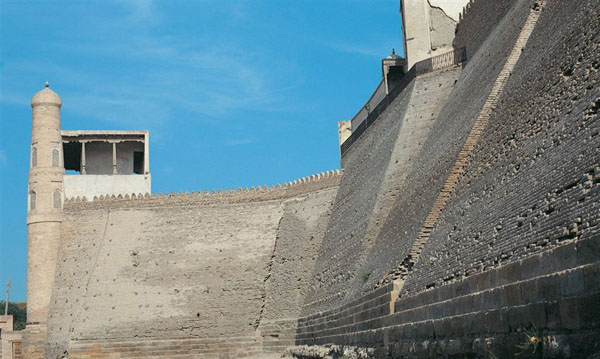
[401, 0, 469, 68]
[64, 174, 151, 199]
[429, 0, 468, 22]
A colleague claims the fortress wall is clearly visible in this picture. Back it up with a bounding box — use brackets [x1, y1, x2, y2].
[293, 0, 542, 350]
[403, 0, 600, 294]
[48, 201, 283, 357]
[291, 0, 599, 356]
[298, 0, 532, 322]
[454, 0, 519, 60]
[295, 236, 600, 358]
[259, 188, 338, 353]
[300, 80, 416, 315]
[46, 183, 339, 358]
[355, 0, 535, 293]
[342, 67, 462, 301]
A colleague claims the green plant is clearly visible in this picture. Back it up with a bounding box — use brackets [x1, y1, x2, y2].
[360, 269, 372, 283]
[515, 325, 542, 357]
[486, 347, 499, 359]
[0, 301, 27, 330]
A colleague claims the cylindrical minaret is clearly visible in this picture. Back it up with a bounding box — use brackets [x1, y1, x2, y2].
[26, 82, 64, 327]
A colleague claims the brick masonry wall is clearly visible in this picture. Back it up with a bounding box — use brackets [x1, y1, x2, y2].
[355, 0, 534, 294]
[343, 67, 462, 301]
[295, 236, 600, 358]
[288, 0, 599, 356]
[300, 80, 416, 315]
[300, 0, 532, 308]
[46, 182, 339, 357]
[454, 0, 520, 60]
[260, 189, 338, 352]
[404, 0, 600, 295]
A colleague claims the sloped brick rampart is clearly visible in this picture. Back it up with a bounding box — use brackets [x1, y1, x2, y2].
[343, 0, 535, 299]
[300, 79, 416, 315]
[291, 0, 599, 357]
[404, 0, 600, 295]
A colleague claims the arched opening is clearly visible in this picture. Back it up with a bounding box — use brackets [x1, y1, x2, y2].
[31, 147, 37, 167]
[53, 189, 62, 209]
[29, 190, 36, 211]
[52, 147, 60, 167]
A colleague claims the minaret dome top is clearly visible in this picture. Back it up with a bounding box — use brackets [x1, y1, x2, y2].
[31, 82, 62, 107]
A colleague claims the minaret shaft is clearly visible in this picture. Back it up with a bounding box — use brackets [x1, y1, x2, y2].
[23, 84, 64, 358]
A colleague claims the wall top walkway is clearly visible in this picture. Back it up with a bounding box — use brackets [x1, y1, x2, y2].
[341, 48, 466, 157]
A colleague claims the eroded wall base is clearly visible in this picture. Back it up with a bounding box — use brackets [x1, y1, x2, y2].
[292, 236, 600, 358]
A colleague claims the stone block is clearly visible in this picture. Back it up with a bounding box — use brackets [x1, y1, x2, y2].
[472, 271, 489, 292]
[576, 234, 600, 266]
[578, 292, 600, 329]
[432, 319, 444, 338]
[389, 324, 404, 341]
[456, 295, 474, 316]
[438, 284, 453, 302]
[538, 274, 561, 299]
[502, 282, 523, 306]
[528, 302, 547, 329]
[548, 243, 577, 272]
[471, 292, 485, 311]
[520, 278, 539, 303]
[483, 288, 502, 309]
[507, 306, 523, 331]
[461, 313, 477, 335]
[583, 263, 600, 293]
[404, 323, 418, 338]
[560, 269, 584, 296]
[425, 320, 435, 338]
[450, 316, 465, 336]
[484, 309, 508, 333]
[497, 261, 521, 286]
[440, 318, 453, 337]
[520, 253, 543, 280]
[429, 302, 444, 319]
[559, 296, 581, 330]
[487, 267, 499, 289]
[416, 321, 428, 338]
[454, 279, 468, 297]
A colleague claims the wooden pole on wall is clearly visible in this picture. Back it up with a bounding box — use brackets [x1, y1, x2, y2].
[4, 279, 9, 315]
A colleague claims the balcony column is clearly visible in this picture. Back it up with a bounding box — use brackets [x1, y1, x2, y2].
[144, 133, 149, 175]
[80, 141, 86, 175]
[112, 142, 117, 175]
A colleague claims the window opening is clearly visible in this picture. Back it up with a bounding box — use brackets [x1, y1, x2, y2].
[29, 190, 36, 211]
[133, 151, 144, 174]
[31, 147, 37, 167]
[53, 190, 62, 209]
[52, 147, 60, 167]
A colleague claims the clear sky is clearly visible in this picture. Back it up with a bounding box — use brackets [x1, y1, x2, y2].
[0, 0, 405, 302]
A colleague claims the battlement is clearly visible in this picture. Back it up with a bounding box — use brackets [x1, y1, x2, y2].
[63, 169, 342, 210]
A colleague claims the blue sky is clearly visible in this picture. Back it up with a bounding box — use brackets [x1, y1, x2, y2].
[0, 0, 404, 302]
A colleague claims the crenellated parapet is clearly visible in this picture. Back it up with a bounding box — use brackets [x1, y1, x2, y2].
[63, 169, 342, 210]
